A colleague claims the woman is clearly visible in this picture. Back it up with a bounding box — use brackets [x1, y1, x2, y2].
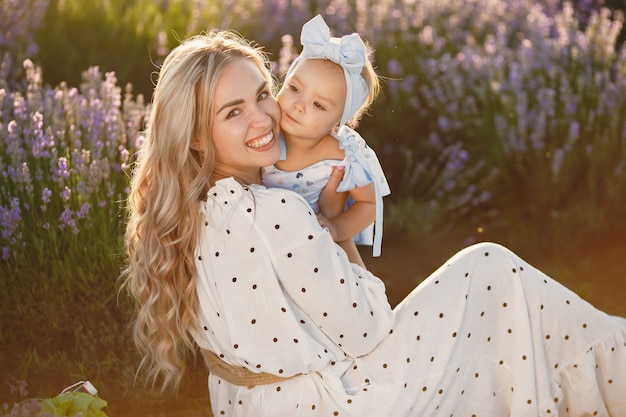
[123, 29, 626, 416]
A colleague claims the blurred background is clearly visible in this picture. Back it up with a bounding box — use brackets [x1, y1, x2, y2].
[1, 0, 625, 415]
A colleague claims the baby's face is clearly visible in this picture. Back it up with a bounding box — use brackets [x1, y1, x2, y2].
[277, 59, 346, 141]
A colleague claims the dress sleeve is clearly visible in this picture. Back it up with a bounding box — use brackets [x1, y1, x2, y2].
[254, 186, 395, 358]
[333, 125, 390, 197]
[333, 125, 391, 256]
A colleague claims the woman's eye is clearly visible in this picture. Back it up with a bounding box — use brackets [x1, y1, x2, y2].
[258, 91, 269, 101]
[226, 109, 241, 119]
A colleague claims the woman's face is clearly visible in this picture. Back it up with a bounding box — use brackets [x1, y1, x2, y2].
[211, 59, 281, 184]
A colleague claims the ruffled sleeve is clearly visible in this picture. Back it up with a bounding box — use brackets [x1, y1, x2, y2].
[333, 125, 391, 256]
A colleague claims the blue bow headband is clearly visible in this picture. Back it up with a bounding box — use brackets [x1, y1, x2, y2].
[286, 15, 369, 127]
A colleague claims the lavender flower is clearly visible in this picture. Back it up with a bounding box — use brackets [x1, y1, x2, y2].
[40, 187, 52, 210]
[60, 186, 71, 203]
[1, 0, 624, 261]
[58, 206, 77, 233]
[6, 120, 26, 166]
[51, 157, 70, 184]
[30, 111, 53, 159]
[1, 197, 21, 243]
[76, 202, 91, 219]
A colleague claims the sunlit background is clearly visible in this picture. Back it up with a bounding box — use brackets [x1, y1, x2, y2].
[1, 0, 625, 415]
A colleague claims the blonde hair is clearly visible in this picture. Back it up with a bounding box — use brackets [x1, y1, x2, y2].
[349, 50, 381, 128]
[122, 30, 273, 392]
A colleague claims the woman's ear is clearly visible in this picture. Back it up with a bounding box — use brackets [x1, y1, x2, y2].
[189, 139, 204, 153]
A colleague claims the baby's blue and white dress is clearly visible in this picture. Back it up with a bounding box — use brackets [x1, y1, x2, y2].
[262, 125, 390, 256]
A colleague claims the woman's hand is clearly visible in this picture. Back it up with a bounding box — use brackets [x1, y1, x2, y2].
[316, 213, 339, 241]
[318, 166, 348, 221]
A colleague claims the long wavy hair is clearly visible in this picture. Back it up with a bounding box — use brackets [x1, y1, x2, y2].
[122, 30, 274, 392]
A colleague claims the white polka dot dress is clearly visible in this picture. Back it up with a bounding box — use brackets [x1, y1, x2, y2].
[193, 178, 626, 417]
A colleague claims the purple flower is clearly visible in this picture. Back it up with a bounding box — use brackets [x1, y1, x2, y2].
[58, 206, 77, 233]
[6, 120, 27, 165]
[52, 157, 70, 183]
[30, 112, 54, 159]
[40, 187, 52, 210]
[1, 197, 21, 241]
[76, 202, 90, 219]
[7, 162, 33, 194]
[12, 92, 29, 122]
[61, 186, 71, 203]
[119, 147, 130, 170]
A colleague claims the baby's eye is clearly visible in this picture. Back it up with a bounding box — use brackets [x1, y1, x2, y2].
[289, 84, 300, 93]
[313, 101, 325, 110]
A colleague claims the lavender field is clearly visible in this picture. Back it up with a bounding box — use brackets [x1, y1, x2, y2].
[1, 0, 625, 415]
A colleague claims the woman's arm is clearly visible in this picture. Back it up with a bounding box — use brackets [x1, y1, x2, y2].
[253, 187, 394, 358]
[197, 180, 393, 366]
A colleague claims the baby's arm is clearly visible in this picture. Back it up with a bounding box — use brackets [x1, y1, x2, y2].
[319, 182, 376, 242]
[318, 175, 376, 267]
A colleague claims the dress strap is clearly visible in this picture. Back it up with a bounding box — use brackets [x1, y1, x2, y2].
[200, 350, 301, 388]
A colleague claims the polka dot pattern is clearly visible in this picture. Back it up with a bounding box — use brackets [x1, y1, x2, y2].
[193, 178, 626, 417]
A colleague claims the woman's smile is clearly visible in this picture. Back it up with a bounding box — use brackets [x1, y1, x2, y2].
[246, 131, 276, 149]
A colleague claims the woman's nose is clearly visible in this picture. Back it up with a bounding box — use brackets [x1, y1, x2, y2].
[250, 105, 273, 127]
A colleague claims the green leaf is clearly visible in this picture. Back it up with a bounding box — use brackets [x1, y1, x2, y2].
[39, 392, 108, 417]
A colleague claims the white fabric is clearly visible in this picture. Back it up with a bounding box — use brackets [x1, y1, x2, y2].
[193, 177, 626, 417]
[261, 127, 390, 256]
